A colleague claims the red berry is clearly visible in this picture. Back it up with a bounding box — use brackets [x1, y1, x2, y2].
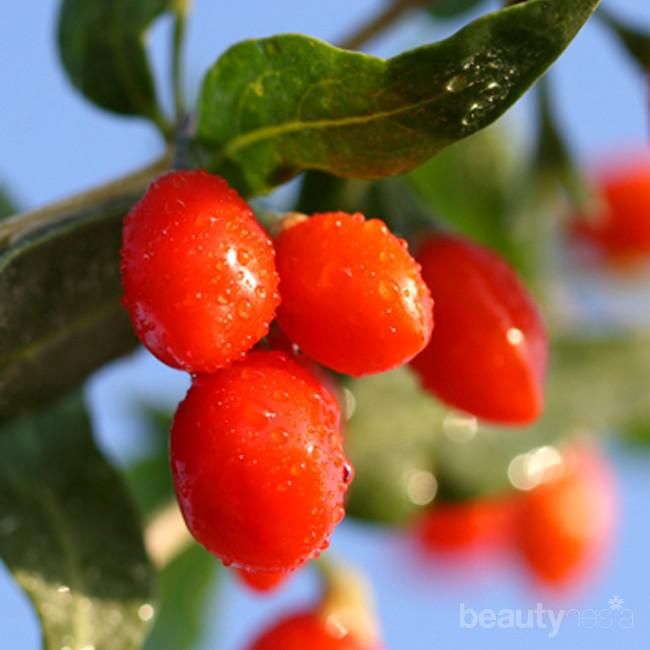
[411, 234, 547, 424]
[121, 170, 279, 372]
[236, 568, 290, 593]
[247, 612, 377, 650]
[170, 350, 352, 571]
[517, 446, 616, 588]
[274, 212, 433, 376]
[570, 157, 650, 262]
[418, 497, 517, 553]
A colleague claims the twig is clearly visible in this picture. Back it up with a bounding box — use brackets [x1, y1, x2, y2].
[338, 0, 431, 51]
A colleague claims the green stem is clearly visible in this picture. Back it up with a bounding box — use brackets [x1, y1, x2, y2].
[172, 0, 191, 122]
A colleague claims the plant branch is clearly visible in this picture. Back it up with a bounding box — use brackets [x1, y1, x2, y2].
[172, 0, 192, 122]
[338, 0, 431, 51]
[0, 150, 173, 249]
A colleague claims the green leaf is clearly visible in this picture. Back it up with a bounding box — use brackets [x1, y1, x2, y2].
[143, 544, 217, 650]
[598, 7, 650, 72]
[193, 0, 600, 196]
[428, 0, 486, 20]
[0, 164, 164, 423]
[0, 393, 155, 650]
[57, 0, 173, 127]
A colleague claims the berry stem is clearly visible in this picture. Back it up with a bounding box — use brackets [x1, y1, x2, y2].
[314, 557, 381, 646]
[0, 149, 173, 249]
[144, 500, 192, 568]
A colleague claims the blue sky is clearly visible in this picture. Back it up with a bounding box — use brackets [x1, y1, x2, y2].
[1, 1, 649, 648]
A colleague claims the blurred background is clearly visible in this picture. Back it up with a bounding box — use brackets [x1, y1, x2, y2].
[1, 1, 649, 648]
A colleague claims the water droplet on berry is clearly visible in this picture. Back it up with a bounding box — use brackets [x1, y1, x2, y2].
[332, 506, 345, 523]
[342, 462, 354, 484]
[273, 389, 289, 402]
[237, 299, 252, 319]
[378, 279, 397, 300]
[271, 429, 289, 444]
[238, 250, 251, 264]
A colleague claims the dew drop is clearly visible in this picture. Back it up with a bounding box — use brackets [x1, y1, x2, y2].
[445, 74, 467, 93]
[271, 429, 289, 444]
[342, 462, 354, 484]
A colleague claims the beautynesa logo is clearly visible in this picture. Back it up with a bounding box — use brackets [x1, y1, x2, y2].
[459, 596, 634, 638]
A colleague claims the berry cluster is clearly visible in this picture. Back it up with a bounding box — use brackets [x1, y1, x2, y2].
[121, 168, 549, 580]
[416, 445, 616, 589]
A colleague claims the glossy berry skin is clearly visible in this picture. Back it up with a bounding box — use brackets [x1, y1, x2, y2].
[517, 447, 616, 588]
[275, 212, 433, 377]
[236, 568, 290, 593]
[121, 170, 279, 373]
[170, 350, 352, 572]
[418, 498, 517, 553]
[410, 234, 547, 425]
[248, 612, 375, 650]
[570, 158, 650, 262]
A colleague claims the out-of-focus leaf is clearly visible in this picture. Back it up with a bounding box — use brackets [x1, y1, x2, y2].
[405, 126, 523, 263]
[193, 0, 600, 195]
[143, 544, 218, 650]
[0, 393, 155, 650]
[428, 0, 487, 20]
[344, 368, 444, 524]
[599, 8, 650, 72]
[125, 407, 220, 650]
[57, 0, 173, 125]
[0, 162, 165, 423]
[125, 408, 174, 518]
[0, 186, 18, 220]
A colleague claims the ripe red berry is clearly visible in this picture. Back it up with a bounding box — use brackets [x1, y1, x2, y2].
[274, 212, 433, 376]
[517, 446, 616, 588]
[418, 497, 517, 554]
[247, 611, 377, 650]
[121, 170, 279, 372]
[410, 234, 547, 424]
[170, 350, 352, 571]
[570, 157, 650, 262]
[236, 568, 290, 593]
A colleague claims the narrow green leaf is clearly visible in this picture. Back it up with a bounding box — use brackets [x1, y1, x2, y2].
[598, 7, 650, 72]
[428, 0, 486, 20]
[0, 163, 165, 423]
[193, 0, 600, 195]
[0, 393, 155, 650]
[143, 544, 218, 650]
[57, 0, 173, 126]
[125, 408, 174, 518]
